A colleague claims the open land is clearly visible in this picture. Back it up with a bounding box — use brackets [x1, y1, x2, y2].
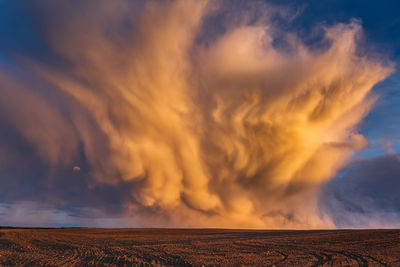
[0, 228, 399, 266]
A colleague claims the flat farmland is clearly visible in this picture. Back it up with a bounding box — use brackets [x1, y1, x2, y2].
[0, 228, 399, 266]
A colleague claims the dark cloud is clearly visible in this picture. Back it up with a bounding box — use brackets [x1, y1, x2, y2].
[320, 154, 400, 228]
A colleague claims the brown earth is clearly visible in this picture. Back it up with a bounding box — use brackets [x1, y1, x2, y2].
[0, 228, 399, 266]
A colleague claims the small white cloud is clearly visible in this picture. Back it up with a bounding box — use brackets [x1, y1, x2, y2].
[72, 166, 81, 171]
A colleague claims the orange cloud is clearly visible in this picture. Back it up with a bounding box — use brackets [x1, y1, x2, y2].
[2, 0, 393, 228]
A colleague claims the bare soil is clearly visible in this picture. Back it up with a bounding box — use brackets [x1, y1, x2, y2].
[0, 228, 399, 266]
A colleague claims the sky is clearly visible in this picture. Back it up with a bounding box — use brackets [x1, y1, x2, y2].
[0, 0, 399, 228]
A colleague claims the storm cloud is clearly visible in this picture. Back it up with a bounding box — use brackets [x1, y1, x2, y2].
[0, 0, 394, 228]
[320, 154, 400, 228]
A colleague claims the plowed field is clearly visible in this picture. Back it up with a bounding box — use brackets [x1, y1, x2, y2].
[0, 228, 399, 266]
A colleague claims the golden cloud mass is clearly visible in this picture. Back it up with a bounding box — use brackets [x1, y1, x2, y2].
[2, 0, 393, 228]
